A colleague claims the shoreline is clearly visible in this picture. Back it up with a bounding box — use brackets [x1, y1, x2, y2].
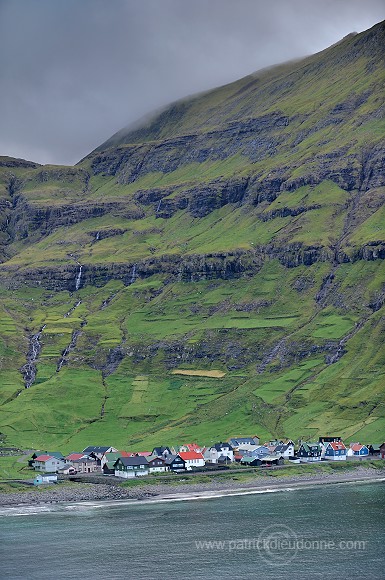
[0, 466, 384, 509]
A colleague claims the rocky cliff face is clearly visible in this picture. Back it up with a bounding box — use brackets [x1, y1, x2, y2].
[1, 242, 385, 292]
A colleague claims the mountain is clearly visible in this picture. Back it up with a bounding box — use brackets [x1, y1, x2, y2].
[0, 21, 384, 451]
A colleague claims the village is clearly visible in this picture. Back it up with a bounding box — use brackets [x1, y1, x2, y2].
[29, 436, 385, 485]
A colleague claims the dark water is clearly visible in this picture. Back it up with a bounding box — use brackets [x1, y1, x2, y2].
[1, 481, 384, 579]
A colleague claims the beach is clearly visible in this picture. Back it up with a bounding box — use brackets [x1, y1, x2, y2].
[1, 465, 384, 507]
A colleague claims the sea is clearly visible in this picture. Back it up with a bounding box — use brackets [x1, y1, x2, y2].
[1, 480, 384, 579]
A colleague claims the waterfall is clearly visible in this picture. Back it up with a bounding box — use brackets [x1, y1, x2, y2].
[75, 264, 83, 291]
[56, 330, 81, 372]
[95, 231, 100, 240]
[21, 325, 46, 388]
[177, 264, 183, 282]
[156, 199, 162, 213]
[130, 264, 137, 284]
[101, 294, 116, 310]
[64, 301, 81, 318]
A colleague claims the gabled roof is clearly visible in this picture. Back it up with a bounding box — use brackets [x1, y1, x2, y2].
[135, 451, 152, 457]
[152, 447, 171, 456]
[58, 464, 76, 471]
[238, 443, 261, 451]
[118, 456, 148, 467]
[34, 454, 55, 462]
[104, 452, 122, 459]
[328, 442, 346, 451]
[300, 442, 321, 453]
[266, 445, 278, 452]
[147, 455, 166, 465]
[71, 457, 97, 464]
[102, 452, 123, 466]
[34, 451, 64, 460]
[274, 444, 290, 453]
[213, 442, 232, 451]
[261, 454, 283, 462]
[165, 454, 185, 465]
[83, 446, 112, 454]
[66, 453, 86, 461]
[183, 443, 201, 452]
[179, 451, 204, 461]
[240, 456, 259, 463]
[350, 443, 367, 452]
[217, 455, 232, 463]
[229, 437, 257, 446]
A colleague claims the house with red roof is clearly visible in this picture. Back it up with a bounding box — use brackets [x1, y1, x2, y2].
[63, 452, 101, 473]
[33, 455, 67, 472]
[65, 453, 87, 462]
[179, 443, 202, 453]
[347, 443, 369, 457]
[178, 451, 205, 470]
[324, 441, 347, 461]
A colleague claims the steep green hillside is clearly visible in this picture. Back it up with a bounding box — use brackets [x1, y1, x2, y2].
[0, 22, 384, 451]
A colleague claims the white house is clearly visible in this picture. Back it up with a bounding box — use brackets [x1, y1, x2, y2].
[34, 473, 58, 485]
[178, 443, 203, 453]
[33, 455, 67, 472]
[274, 442, 295, 458]
[178, 451, 205, 470]
[204, 443, 234, 464]
[58, 464, 77, 475]
[147, 456, 169, 473]
[347, 443, 369, 457]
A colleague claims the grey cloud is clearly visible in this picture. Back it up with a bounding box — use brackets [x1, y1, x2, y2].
[0, 0, 384, 165]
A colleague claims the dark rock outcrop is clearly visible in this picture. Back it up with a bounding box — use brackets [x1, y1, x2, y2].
[1, 240, 384, 292]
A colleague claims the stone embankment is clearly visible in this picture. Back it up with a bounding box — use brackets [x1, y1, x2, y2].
[0, 482, 157, 506]
[1, 466, 383, 507]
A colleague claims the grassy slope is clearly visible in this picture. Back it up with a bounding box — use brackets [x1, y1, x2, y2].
[0, 258, 384, 452]
[0, 23, 384, 451]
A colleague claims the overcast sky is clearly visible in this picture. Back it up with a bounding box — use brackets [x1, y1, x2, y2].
[1, 0, 384, 166]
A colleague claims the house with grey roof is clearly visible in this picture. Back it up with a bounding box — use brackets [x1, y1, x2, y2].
[274, 442, 295, 458]
[114, 456, 149, 478]
[204, 442, 234, 464]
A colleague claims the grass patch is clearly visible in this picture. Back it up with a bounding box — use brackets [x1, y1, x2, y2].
[171, 369, 226, 378]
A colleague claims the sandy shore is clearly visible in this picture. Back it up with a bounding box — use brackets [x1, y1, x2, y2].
[1, 466, 384, 507]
